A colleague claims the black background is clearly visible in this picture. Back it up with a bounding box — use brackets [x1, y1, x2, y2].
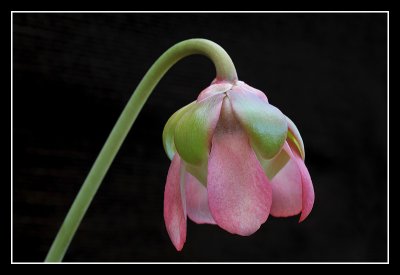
[13, 13, 387, 262]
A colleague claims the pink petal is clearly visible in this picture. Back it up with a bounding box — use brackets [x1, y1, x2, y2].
[271, 141, 314, 222]
[237, 81, 269, 102]
[185, 172, 216, 225]
[163, 154, 186, 251]
[207, 97, 272, 236]
[270, 143, 302, 217]
[290, 147, 314, 222]
[197, 82, 233, 101]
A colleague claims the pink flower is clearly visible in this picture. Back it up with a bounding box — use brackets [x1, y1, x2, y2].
[162, 81, 314, 251]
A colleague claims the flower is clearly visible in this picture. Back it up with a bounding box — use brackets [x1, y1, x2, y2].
[162, 80, 314, 251]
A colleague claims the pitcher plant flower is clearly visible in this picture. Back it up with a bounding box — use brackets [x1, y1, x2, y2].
[46, 39, 314, 261]
[163, 81, 314, 250]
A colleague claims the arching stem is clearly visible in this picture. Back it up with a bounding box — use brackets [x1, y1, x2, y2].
[45, 39, 238, 262]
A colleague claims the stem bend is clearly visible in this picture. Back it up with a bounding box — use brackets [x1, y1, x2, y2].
[45, 39, 238, 262]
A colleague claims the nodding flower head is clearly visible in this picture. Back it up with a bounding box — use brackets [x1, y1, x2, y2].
[162, 80, 314, 251]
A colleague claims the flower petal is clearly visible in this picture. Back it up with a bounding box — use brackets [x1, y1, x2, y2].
[163, 154, 186, 251]
[286, 116, 305, 160]
[270, 143, 302, 217]
[237, 81, 268, 102]
[185, 161, 207, 186]
[174, 94, 224, 166]
[270, 141, 314, 221]
[162, 102, 195, 160]
[207, 97, 272, 236]
[228, 87, 287, 159]
[197, 82, 232, 101]
[186, 172, 216, 224]
[290, 146, 314, 222]
[258, 147, 290, 180]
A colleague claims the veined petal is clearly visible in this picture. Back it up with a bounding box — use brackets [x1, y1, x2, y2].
[186, 172, 216, 225]
[163, 154, 186, 251]
[174, 94, 224, 166]
[162, 102, 195, 160]
[270, 142, 302, 217]
[228, 87, 287, 159]
[286, 116, 305, 160]
[207, 97, 272, 236]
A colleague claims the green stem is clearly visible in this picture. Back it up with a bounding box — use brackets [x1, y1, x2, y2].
[45, 38, 238, 262]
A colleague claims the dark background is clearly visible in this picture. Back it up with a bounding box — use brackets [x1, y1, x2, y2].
[13, 13, 387, 262]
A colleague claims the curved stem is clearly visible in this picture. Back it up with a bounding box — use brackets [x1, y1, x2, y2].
[45, 39, 238, 262]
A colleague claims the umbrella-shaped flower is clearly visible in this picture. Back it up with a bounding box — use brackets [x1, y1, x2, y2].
[163, 81, 314, 250]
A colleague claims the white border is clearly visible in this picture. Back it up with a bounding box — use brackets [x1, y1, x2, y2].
[11, 11, 389, 264]
[386, 10, 389, 265]
[11, 11, 14, 264]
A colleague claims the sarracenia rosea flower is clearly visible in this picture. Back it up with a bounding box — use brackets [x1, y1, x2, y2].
[163, 80, 314, 250]
[46, 39, 314, 261]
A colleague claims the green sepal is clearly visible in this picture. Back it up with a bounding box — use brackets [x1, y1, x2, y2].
[257, 148, 290, 180]
[228, 90, 287, 159]
[174, 94, 224, 166]
[162, 102, 195, 160]
[286, 116, 305, 159]
[185, 161, 208, 186]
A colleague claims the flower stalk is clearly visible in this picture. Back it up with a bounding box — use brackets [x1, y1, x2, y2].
[45, 39, 238, 262]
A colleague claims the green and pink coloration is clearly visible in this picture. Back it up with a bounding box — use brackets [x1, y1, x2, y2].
[45, 39, 313, 261]
[163, 80, 314, 251]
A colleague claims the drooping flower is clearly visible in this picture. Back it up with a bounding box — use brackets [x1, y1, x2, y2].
[162, 80, 314, 250]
